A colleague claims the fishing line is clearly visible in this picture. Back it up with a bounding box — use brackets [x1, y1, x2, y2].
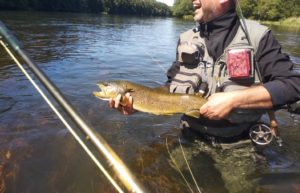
[145, 51, 168, 74]
[165, 138, 195, 193]
[178, 138, 202, 193]
[0, 40, 124, 193]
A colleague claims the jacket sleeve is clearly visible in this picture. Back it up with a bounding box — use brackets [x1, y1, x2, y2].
[256, 30, 300, 107]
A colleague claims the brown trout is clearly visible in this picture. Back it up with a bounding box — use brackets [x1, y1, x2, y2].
[93, 80, 207, 118]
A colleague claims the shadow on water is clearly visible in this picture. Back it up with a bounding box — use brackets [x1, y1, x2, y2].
[0, 11, 300, 193]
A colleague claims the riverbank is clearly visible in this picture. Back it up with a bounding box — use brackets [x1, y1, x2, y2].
[261, 17, 300, 31]
[181, 16, 300, 33]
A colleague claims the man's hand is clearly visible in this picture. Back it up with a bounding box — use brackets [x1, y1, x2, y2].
[200, 92, 236, 120]
[199, 86, 273, 120]
[109, 93, 135, 115]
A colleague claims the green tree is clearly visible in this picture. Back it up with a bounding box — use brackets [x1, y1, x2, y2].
[0, 0, 171, 16]
[238, 0, 258, 19]
[172, 0, 193, 17]
[255, 0, 284, 20]
[280, 0, 300, 18]
[239, 0, 300, 20]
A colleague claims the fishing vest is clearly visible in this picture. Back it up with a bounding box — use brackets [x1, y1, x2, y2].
[170, 20, 270, 124]
[170, 19, 269, 97]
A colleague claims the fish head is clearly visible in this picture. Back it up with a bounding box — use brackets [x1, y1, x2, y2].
[93, 81, 127, 100]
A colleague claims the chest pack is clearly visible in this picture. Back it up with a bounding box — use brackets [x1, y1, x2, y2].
[169, 20, 269, 97]
[226, 47, 253, 79]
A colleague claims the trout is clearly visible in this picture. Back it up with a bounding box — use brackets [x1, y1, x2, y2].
[93, 80, 207, 118]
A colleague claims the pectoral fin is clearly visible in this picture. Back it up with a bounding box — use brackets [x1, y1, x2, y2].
[184, 110, 201, 118]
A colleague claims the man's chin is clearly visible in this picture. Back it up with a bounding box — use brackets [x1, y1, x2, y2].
[193, 10, 204, 22]
[193, 16, 202, 23]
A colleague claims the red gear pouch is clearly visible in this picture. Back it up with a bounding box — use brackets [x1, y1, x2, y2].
[226, 48, 252, 79]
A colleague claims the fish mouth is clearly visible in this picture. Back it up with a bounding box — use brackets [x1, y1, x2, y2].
[93, 83, 108, 100]
[94, 81, 123, 100]
[93, 91, 110, 101]
[96, 82, 108, 92]
[97, 82, 107, 88]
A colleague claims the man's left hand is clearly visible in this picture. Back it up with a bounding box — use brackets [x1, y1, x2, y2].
[200, 92, 236, 120]
[199, 86, 273, 120]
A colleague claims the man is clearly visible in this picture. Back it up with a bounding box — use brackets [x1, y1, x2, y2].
[109, 2, 300, 191]
[110, 0, 300, 142]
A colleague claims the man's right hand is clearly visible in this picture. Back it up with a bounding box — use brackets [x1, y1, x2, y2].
[109, 93, 135, 115]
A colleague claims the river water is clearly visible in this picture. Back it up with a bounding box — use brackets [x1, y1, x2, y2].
[0, 11, 300, 193]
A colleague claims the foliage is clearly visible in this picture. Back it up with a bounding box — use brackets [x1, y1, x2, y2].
[172, 0, 300, 21]
[0, 0, 171, 16]
[102, 0, 171, 16]
[238, 0, 258, 19]
[261, 17, 300, 31]
[1, 0, 299, 20]
[255, 0, 284, 20]
[172, 0, 193, 17]
[239, 0, 300, 21]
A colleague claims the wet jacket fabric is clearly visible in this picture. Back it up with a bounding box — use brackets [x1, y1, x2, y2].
[167, 9, 300, 108]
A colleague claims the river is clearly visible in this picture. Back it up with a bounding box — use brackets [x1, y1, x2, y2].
[0, 11, 300, 193]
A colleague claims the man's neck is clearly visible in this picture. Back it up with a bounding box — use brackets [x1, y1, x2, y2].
[198, 9, 238, 37]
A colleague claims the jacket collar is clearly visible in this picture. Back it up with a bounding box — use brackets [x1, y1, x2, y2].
[194, 9, 240, 61]
[197, 9, 238, 39]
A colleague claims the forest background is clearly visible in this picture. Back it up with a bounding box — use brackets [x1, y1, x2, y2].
[0, 0, 299, 21]
[173, 0, 300, 21]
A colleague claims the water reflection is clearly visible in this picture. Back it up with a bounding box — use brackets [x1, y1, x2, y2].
[0, 11, 300, 193]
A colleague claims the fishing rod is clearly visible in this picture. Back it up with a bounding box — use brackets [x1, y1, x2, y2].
[0, 21, 145, 193]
